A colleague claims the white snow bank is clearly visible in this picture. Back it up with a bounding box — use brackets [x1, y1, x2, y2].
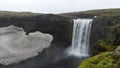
[0, 25, 53, 65]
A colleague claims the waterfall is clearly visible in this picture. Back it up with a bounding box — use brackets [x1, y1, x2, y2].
[68, 19, 93, 57]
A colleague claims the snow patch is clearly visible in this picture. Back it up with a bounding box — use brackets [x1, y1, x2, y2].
[0, 25, 53, 65]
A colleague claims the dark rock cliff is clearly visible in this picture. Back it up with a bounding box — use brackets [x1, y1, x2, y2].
[0, 14, 73, 43]
[0, 12, 74, 68]
[91, 16, 120, 44]
[90, 15, 120, 55]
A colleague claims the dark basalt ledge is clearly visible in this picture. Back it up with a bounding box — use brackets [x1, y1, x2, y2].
[0, 14, 73, 44]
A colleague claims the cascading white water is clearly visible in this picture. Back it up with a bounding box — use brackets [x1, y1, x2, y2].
[68, 19, 93, 57]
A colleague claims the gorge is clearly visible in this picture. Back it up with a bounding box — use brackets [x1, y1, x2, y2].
[0, 9, 120, 68]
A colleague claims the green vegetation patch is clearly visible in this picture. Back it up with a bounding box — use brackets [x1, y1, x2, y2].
[59, 8, 120, 18]
[93, 40, 115, 55]
[0, 11, 42, 17]
[78, 52, 120, 68]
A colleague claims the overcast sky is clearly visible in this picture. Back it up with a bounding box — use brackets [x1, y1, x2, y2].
[0, 0, 120, 14]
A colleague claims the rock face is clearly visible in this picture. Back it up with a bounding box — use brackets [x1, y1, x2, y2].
[114, 46, 120, 56]
[0, 14, 73, 43]
[90, 16, 120, 46]
[88, 16, 120, 55]
[0, 25, 53, 65]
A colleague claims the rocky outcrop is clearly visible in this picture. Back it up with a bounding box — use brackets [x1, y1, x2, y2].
[90, 16, 120, 48]
[87, 15, 120, 56]
[113, 46, 120, 56]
